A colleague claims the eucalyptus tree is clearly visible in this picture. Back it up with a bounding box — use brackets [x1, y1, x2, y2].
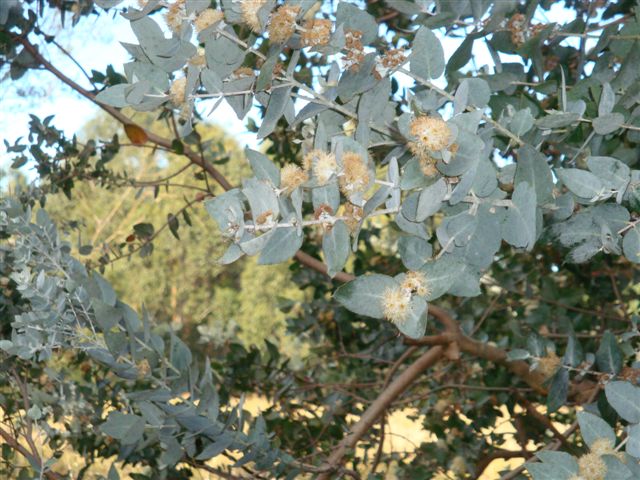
[2, 0, 640, 479]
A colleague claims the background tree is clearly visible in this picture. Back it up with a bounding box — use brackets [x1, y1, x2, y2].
[40, 113, 306, 351]
[2, 1, 640, 480]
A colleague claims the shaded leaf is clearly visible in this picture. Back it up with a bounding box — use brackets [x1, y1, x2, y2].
[246, 149, 279, 186]
[167, 213, 180, 240]
[334, 274, 397, 319]
[100, 412, 145, 445]
[258, 226, 302, 264]
[416, 178, 447, 222]
[577, 411, 616, 448]
[257, 84, 292, 139]
[419, 256, 464, 301]
[547, 367, 569, 413]
[535, 452, 578, 478]
[605, 381, 640, 423]
[557, 168, 603, 199]
[596, 331, 622, 374]
[592, 113, 624, 135]
[515, 145, 553, 205]
[627, 424, 640, 459]
[323, 220, 350, 278]
[503, 182, 537, 250]
[623, 226, 640, 264]
[410, 27, 445, 79]
[398, 236, 432, 270]
[396, 297, 428, 339]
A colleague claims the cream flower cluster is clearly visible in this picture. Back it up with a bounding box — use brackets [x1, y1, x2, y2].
[165, 1, 223, 34]
[382, 287, 412, 325]
[381, 271, 430, 326]
[343, 30, 365, 71]
[568, 437, 625, 480]
[409, 116, 452, 153]
[301, 148, 372, 195]
[301, 19, 332, 47]
[280, 164, 309, 194]
[374, 48, 406, 80]
[338, 152, 370, 196]
[534, 350, 561, 379]
[194, 9, 223, 32]
[240, 0, 265, 32]
[402, 271, 430, 297]
[342, 203, 364, 232]
[164, 0, 186, 32]
[303, 150, 337, 186]
[169, 77, 187, 105]
[268, 5, 300, 43]
[408, 116, 453, 176]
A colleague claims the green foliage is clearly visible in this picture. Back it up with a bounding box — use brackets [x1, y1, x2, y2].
[3, 0, 640, 478]
[0, 198, 294, 478]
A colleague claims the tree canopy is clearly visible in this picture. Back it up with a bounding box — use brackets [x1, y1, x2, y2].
[2, 0, 640, 479]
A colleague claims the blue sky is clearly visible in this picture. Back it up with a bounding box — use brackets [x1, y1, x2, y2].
[0, 1, 586, 185]
[0, 2, 258, 184]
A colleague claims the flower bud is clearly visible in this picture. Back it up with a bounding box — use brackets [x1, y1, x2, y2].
[381, 286, 412, 326]
[169, 77, 187, 106]
[194, 9, 223, 32]
[241, 0, 266, 32]
[268, 5, 300, 43]
[280, 164, 308, 194]
[301, 19, 332, 47]
[338, 152, 370, 195]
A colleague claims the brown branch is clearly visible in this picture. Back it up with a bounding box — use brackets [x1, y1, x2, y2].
[476, 448, 532, 478]
[293, 250, 355, 283]
[608, 271, 630, 324]
[455, 335, 547, 394]
[403, 333, 453, 346]
[369, 413, 385, 475]
[316, 346, 446, 479]
[0, 426, 37, 467]
[99, 196, 202, 267]
[368, 345, 418, 475]
[14, 36, 233, 192]
[375, 10, 400, 24]
[405, 315, 547, 395]
[11, 371, 41, 470]
[517, 394, 574, 452]
[323, 270, 549, 464]
[0, 425, 62, 480]
[187, 460, 249, 479]
[499, 386, 600, 480]
[394, 383, 534, 406]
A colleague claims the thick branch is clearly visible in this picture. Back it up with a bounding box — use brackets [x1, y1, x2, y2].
[324, 268, 547, 394]
[405, 313, 547, 394]
[316, 346, 445, 479]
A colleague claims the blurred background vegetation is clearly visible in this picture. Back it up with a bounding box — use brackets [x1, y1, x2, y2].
[3, 112, 309, 362]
